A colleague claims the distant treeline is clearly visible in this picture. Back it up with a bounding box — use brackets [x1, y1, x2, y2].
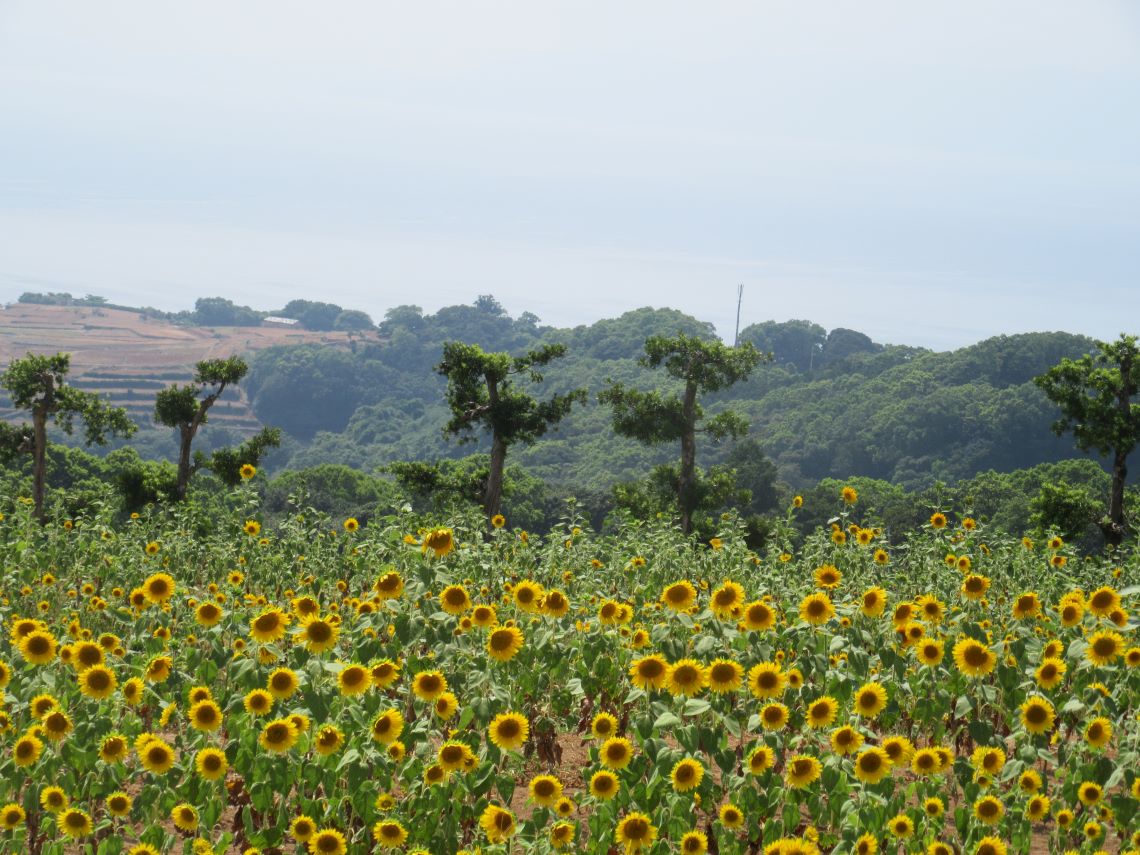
[16, 293, 375, 332]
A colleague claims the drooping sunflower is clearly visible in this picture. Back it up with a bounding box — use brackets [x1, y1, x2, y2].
[706, 659, 743, 693]
[479, 805, 516, 845]
[487, 626, 524, 663]
[747, 662, 786, 699]
[670, 757, 704, 792]
[785, 754, 822, 788]
[661, 580, 697, 612]
[195, 747, 227, 781]
[952, 637, 996, 676]
[488, 711, 528, 751]
[853, 747, 891, 785]
[615, 812, 657, 853]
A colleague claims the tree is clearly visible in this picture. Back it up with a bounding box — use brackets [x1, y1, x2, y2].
[599, 333, 764, 534]
[1034, 334, 1140, 546]
[436, 342, 585, 520]
[0, 352, 136, 522]
[155, 357, 250, 500]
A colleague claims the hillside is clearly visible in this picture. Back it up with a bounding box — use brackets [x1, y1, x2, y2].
[0, 303, 376, 432]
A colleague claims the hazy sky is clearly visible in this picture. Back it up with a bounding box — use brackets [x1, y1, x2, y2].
[1, 1, 1138, 348]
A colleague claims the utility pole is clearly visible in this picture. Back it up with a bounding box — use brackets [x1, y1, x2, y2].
[733, 283, 744, 347]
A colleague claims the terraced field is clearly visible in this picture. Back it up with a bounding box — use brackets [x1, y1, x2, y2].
[0, 304, 376, 431]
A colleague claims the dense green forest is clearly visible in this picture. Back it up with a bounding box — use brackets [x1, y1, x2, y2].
[5, 294, 1129, 548]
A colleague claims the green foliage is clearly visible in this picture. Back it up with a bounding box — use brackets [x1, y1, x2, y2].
[206, 427, 282, 487]
[278, 299, 346, 331]
[191, 297, 264, 326]
[263, 464, 398, 521]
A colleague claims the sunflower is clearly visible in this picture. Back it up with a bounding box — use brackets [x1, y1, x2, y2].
[747, 744, 774, 774]
[471, 604, 498, 627]
[600, 736, 634, 770]
[335, 663, 369, 697]
[841, 485, 858, 504]
[42, 709, 72, 741]
[19, 630, 57, 665]
[314, 725, 344, 756]
[1085, 716, 1112, 749]
[805, 696, 838, 729]
[630, 654, 669, 690]
[814, 565, 842, 589]
[309, 828, 348, 855]
[661, 580, 697, 612]
[671, 757, 704, 792]
[831, 725, 864, 755]
[194, 601, 223, 627]
[370, 659, 401, 689]
[860, 587, 887, 617]
[710, 581, 745, 618]
[59, 808, 92, 838]
[707, 659, 743, 693]
[142, 572, 175, 603]
[243, 519, 261, 536]
[139, 737, 175, 773]
[915, 639, 944, 666]
[952, 637, 996, 676]
[961, 574, 990, 600]
[930, 512, 947, 528]
[1078, 781, 1103, 806]
[433, 692, 459, 720]
[437, 739, 474, 772]
[1020, 696, 1055, 735]
[529, 774, 563, 807]
[679, 830, 708, 855]
[910, 747, 941, 776]
[853, 747, 891, 784]
[373, 819, 408, 849]
[487, 626, 525, 663]
[888, 814, 914, 839]
[923, 797, 945, 818]
[13, 733, 43, 767]
[295, 616, 339, 654]
[371, 709, 404, 744]
[77, 664, 117, 699]
[666, 659, 707, 696]
[741, 599, 777, 631]
[243, 689, 273, 716]
[785, 754, 822, 788]
[719, 803, 744, 829]
[1087, 586, 1121, 616]
[615, 812, 657, 853]
[479, 805, 516, 844]
[343, 517, 359, 532]
[973, 795, 1004, 825]
[1012, 592, 1041, 619]
[290, 816, 316, 842]
[1086, 630, 1124, 665]
[759, 702, 790, 731]
[439, 584, 471, 615]
[260, 718, 299, 753]
[40, 786, 67, 813]
[799, 592, 835, 625]
[249, 607, 290, 643]
[747, 662, 786, 699]
[99, 734, 128, 763]
[422, 528, 455, 558]
[853, 681, 888, 718]
[374, 571, 404, 599]
[971, 745, 1005, 776]
[189, 699, 223, 732]
[195, 747, 227, 781]
[542, 589, 571, 617]
[589, 769, 619, 800]
[591, 712, 618, 740]
[1025, 794, 1050, 821]
[488, 711, 528, 751]
[854, 833, 878, 855]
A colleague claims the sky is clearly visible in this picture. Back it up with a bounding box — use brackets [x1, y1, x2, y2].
[1, 1, 1138, 349]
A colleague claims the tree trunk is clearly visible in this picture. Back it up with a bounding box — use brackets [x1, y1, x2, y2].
[485, 434, 507, 520]
[32, 405, 48, 524]
[678, 380, 698, 535]
[176, 424, 195, 501]
[1106, 449, 1128, 546]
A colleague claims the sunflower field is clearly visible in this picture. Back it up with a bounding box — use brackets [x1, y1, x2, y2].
[0, 484, 1139, 855]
